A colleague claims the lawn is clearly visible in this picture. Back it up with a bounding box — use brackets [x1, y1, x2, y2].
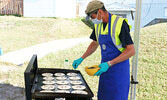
[0, 16, 92, 53]
[134, 23, 167, 99]
[0, 16, 167, 100]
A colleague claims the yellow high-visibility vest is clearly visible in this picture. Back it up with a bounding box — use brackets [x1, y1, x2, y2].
[95, 14, 131, 52]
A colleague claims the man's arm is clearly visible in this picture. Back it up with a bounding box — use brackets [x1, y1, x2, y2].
[108, 44, 135, 66]
[108, 20, 135, 66]
[82, 40, 99, 59]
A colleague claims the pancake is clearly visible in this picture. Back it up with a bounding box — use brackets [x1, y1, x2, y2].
[71, 90, 88, 94]
[56, 76, 67, 80]
[57, 85, 71, 90]
[70, 81, 82, 85]
[54, 73, 65, 77]
[69, 76, 80, 80]
[67, 72, 78, 76]
[56, 81, 69, 85]
[42, 73, 53, 77]
[72, 85, 86, 90]
[41, 85, 55, 90]
[43, 77, 54, 81]
[55, 90, 70, 93]
[43, 81, 56, 85]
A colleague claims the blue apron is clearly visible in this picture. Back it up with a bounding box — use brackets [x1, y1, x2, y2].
[97, 13, 130, 100]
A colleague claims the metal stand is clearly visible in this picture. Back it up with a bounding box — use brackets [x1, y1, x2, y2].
[130, 0, 142, 100]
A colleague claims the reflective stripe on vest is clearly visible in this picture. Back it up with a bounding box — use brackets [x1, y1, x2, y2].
[94, 14, 131, 52]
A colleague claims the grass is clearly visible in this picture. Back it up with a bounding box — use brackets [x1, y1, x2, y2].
[0, 16, 166, 99]
[133, 23, 167, 100]
[0, 16, 92, 53]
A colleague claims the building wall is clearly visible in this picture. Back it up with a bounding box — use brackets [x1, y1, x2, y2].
[24, 0, 76, 18]
[141, 3, 167, 27]
[130, 2, 167, 28]
[24, 0, 55, 17]
[55, 0, 76, 18]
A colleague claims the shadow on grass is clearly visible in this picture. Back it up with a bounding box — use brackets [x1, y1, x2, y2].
[0, 14, 22, 17]
[0, 83, 25, 99]
[41, 17, 57, 19]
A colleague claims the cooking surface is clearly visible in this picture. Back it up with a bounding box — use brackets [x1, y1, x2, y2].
[24, 55, 94, 100]
[31, 68, 93, 98]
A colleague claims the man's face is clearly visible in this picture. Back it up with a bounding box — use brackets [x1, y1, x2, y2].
[91, 13, 97, 19]
[90, 10, 102, 20]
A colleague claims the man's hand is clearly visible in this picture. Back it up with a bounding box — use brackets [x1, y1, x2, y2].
[94, 62, 110, 76]
[72, 57, 84, 69]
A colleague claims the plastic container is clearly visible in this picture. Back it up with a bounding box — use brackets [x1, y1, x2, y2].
[85, 65, 100, 76]
[64, 59, 69, 69]
[0, 47, 3, 56]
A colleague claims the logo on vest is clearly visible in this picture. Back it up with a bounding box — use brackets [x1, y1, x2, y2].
[102, 44, 106, 50]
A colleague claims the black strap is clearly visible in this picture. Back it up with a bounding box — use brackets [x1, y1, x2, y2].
[131, 75, 139, 84]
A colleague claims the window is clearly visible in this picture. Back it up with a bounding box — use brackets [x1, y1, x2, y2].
[165, 7, 167, 16]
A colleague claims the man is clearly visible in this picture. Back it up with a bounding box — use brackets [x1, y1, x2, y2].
[72, 0, 135, 100]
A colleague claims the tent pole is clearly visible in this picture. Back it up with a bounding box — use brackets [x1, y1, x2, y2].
[130, 0, 142, 100]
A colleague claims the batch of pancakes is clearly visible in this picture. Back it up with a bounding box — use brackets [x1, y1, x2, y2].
[40, 72, 88, 95]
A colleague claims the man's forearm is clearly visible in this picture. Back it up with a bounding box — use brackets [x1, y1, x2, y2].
[82, 41, 99, 59]
[108, 44, 135, 66]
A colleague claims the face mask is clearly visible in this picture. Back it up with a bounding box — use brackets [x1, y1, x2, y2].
[91, 12, 102, 24]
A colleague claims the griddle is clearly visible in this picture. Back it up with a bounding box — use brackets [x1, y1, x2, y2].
[24, 55, 94, 100]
